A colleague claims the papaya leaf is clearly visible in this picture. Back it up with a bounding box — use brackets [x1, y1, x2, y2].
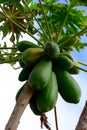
[74, 42, 87, 51]
[37, 2, 87, 42]
[1, 24, 9, 39]
[24, 0, 32, 4]
[0, 0, 10, 4]
[70, 0, 87, 6]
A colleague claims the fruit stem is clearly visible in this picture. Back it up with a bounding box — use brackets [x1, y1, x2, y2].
[59, 26, 87, 48]
[49, 12, 54, 40]
[28, 22, 45, 39]
[74, 65, 87, 72]
[40, 113, 51, 130]
[78, 60, 87, 66]
[0, 55, 21, 64]
[57, 4, 72, 42]
[0, 47, 17, 49]
[22, 0, 49, 41]
[54, 106, 58, 130]
[0, 53, 21, 56]
[38, 0, 53, 41]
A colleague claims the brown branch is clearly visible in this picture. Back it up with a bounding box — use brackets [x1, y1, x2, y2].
[54, 106, 58, 130]
[5, 82, 34, 130]
[40, 113, 51, 130]
[75, 100, 87, 130]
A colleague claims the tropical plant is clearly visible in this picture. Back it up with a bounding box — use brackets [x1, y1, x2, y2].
[0, 0, 87, 130]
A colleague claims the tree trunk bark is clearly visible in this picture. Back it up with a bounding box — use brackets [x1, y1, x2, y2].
[75, 100, 87, 130]
[5, 82, 34, 130]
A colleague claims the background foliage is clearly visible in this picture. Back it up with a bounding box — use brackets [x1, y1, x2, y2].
[0, 0, 87, 68]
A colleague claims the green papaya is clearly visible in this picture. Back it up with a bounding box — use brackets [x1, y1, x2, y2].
[61, 52, 74, 61]
[55, 55, 73, 70]
[18, 65, 34, 82]
[64, 46, 74, 51]
[28, 59, 52, 90]
[15, 85, 25, 101]
[17, 40, 39, 52]
[29, 93, 42, 115]
[45, 41, 60, 60]
[36, 71, 58, 112]
[19, 58, 26, 68]
[22, 47, 44, 66]
[68, 60, 80, 75]
[54, 67, 81, 104]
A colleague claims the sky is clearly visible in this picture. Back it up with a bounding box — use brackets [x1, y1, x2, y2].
[0, 3, 87, 130]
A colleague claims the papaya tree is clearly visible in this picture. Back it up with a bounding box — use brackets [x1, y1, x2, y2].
[0, 0, 87, 130]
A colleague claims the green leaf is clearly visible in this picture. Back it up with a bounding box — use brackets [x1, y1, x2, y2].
[9, 0, 23, 9]
[0, 0, 10, 4]
[37, 2, 87, 42]
[74, 41, 87, 51]
[24, 0, 32, 4]
[1, 24, 9, 39]
[70, 0, 87, 6]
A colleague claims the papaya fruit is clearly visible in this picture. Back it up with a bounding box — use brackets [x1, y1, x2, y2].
[67, 60, 80, 75]
[17, 40, 39, 52]
[55, 55, 73, 70]
[62, 52, 73, 61]
[15, 85, 25, 101]
[28, 59, 52, 90]
[29, 93, 42, 115]
[45, 41, 60, 60]
[18, 65, 34, 82]
[22, 47, 44, 66]
[64, 46, 74, 51]
[19, 58, 26, 68]
[54, 67, 81, 104]
[36, 71, 58, 112]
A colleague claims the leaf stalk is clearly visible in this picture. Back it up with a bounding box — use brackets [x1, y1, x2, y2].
[0, 5, 43, 46]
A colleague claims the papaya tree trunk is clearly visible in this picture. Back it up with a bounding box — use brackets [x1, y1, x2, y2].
[5, 82, 34, 130]
[75, 100, 87, 130]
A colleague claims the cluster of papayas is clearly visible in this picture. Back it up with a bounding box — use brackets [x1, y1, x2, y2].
[16, 40, 82, 116]
[16, 40, 58, 115]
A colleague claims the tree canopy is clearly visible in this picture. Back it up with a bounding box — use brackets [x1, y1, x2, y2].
[0, 0, 87, 67]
